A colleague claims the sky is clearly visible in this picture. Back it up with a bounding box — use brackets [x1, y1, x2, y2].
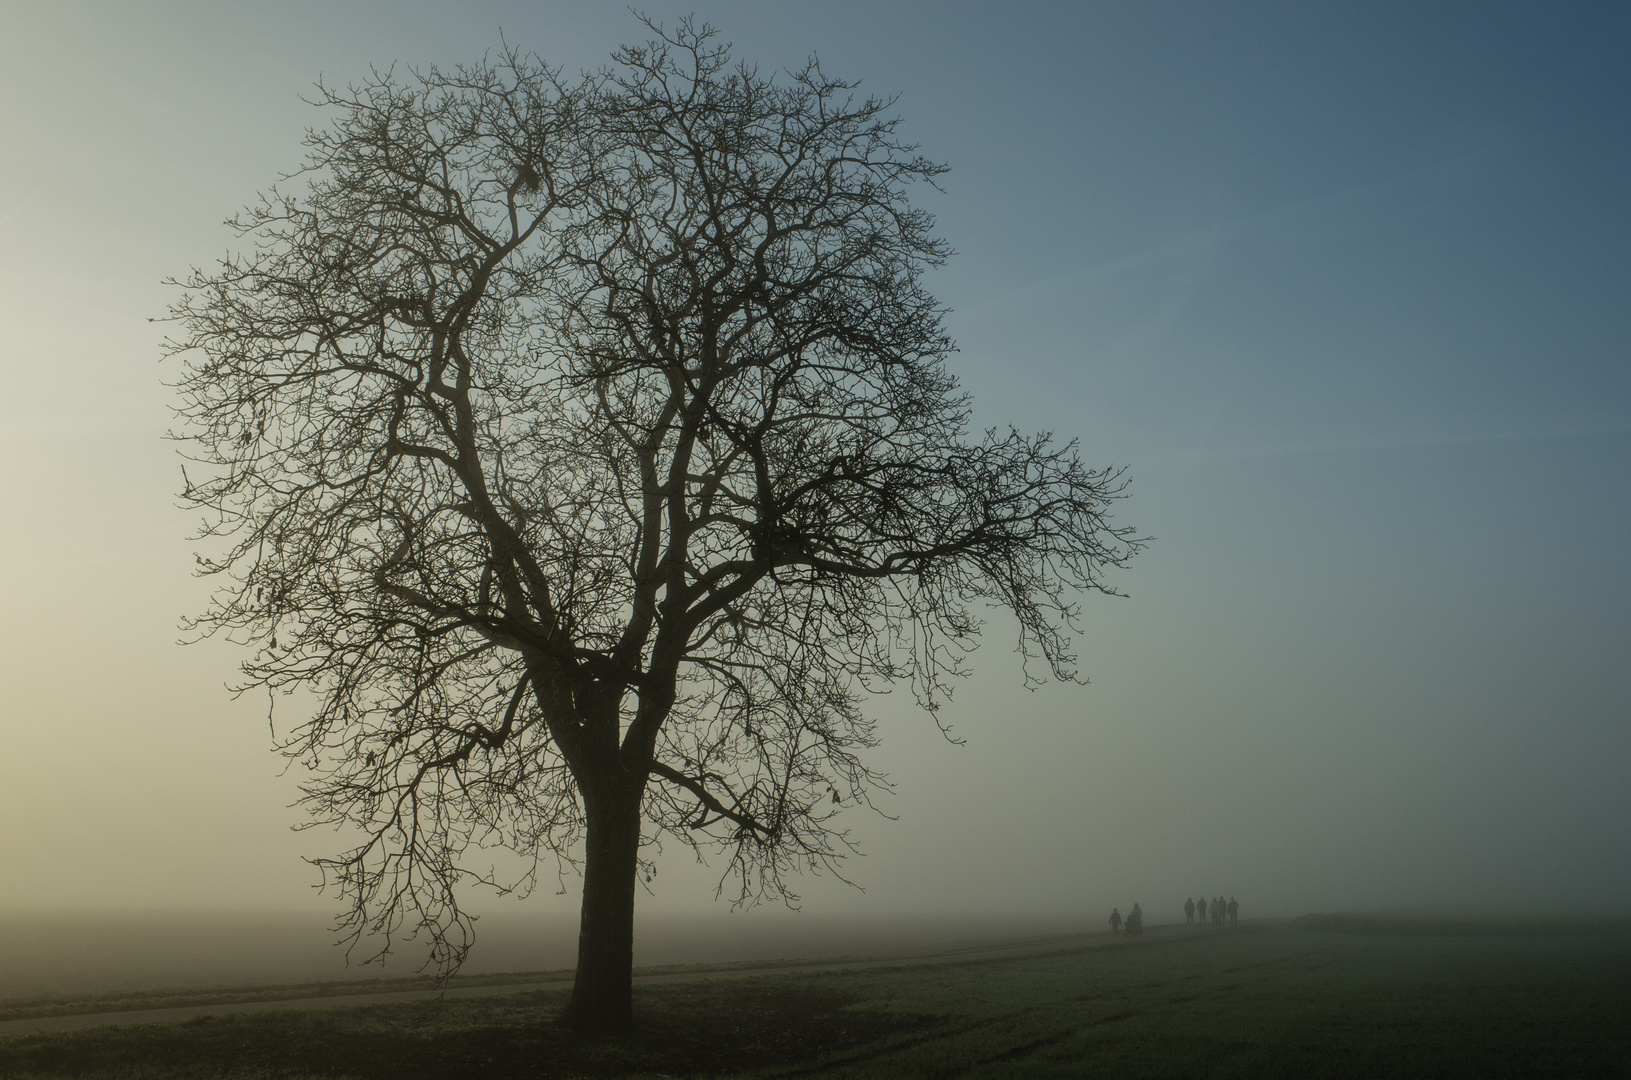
[1, 0, 1628, 936]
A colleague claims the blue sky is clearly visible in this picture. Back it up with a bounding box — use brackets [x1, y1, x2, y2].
[0, 2, 1626, 925]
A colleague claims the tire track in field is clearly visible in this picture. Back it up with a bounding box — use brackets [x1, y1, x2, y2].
[772, 1014, 1014, 1077]
[964, 1029, 1075, 1068]
[895, 951, 1324, 1078]
[777, 928, 1336, 1072]
[772, 1000, 1141, 1079]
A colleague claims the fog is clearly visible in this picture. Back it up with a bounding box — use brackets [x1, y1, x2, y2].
[0, 910, 1090, 999]
[2, 2, 1628, 995]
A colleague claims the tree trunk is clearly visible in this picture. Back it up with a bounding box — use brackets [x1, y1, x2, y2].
[565, 783, 643, 1033]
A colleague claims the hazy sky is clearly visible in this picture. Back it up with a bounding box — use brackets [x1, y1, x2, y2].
[1, 1, 1627, 926]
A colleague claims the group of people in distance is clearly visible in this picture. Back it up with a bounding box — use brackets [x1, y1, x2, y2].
[1107, 902, 1143, 936]
[1107, 896, 1241, 935]
[1186, 896, 1239, 926]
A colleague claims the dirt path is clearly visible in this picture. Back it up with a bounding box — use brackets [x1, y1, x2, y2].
[1, 928, 1197, 1037]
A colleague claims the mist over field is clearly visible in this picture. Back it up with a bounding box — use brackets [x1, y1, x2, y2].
[2, 0, 1629, 1001]
[0, 910, 1100, 1000]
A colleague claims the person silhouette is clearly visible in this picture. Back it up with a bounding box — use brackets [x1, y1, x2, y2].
[1109, 907, 1122, 934]
[1228, 897, 1239, 926]
[1184, 897, 1196, 925]
[1210, 896, 1221, 926]
[1128, 902, 1143, 936]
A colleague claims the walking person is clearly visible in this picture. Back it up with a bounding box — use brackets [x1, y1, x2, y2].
[1228, 897, 1239, 926]
[1184, 897, 1196, 925]
[1128, 902, 1143, 937]
[1109, 907, 1122, 934]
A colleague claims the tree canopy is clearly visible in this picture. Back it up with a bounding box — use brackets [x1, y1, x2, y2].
[168, 18, 1142, 1030]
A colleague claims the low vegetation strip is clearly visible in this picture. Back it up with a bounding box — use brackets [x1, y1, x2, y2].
[0, 955, 947, 1025]
[0, 931, 1109, 1032]
[0, 981, 565, 1038]
[1291, 912, 1631, 937]
[0, 970, 573, 1025]
[2, 923, 1627, 1078]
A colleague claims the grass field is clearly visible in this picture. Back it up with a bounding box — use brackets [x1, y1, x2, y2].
[1, 920, 1627, 1078]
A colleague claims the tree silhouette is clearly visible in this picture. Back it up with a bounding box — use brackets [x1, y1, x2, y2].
[168, 18, 1141, 1032]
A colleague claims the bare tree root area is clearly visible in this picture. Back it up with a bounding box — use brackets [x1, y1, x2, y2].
[3, 924, 1628, 1079]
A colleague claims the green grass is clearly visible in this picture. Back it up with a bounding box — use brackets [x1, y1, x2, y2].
[745, 923, 1631, 1079]
[0, 977, 923, 1080]
[0, 956, 881, 1023]
[3, 922, 1628, 1078]
[0, 971, 574, 1024]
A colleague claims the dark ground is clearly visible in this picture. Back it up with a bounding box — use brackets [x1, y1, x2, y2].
[2, 920, 1627, 1079]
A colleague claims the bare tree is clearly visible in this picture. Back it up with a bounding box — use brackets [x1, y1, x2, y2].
[168, 18, 1142, 1032]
